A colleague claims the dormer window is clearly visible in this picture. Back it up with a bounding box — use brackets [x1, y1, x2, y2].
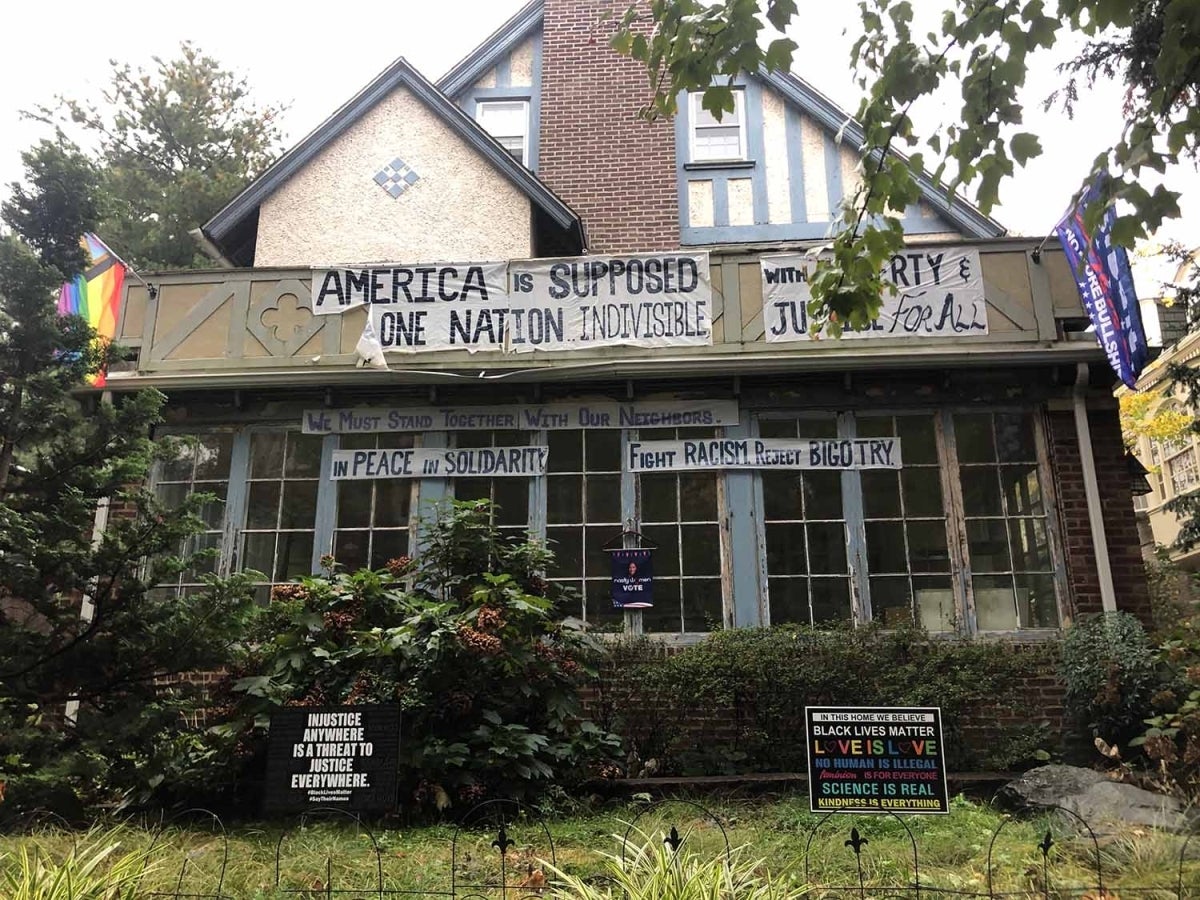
[476, 100, 529, 166]
[689, 90, 746, 163]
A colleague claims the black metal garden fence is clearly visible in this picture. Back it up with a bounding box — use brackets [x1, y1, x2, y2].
[7, 798, 1200, 899]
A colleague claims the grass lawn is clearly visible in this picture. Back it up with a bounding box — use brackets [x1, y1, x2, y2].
[2, 793, 1197, 897]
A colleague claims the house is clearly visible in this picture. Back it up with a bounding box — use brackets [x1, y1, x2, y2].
[1123, 246, 1200, 568]
[105, 0, 1149, 637]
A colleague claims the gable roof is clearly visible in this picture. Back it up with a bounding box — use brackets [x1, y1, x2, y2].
[438, 0, 543, 97]
[202, 54, 582, 265]
[435, 0, 1004, 241]
[761, 69, 1005, 239]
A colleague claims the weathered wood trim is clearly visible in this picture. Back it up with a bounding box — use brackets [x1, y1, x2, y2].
[222, 431, 252, 577]
[528, 429, 548, 540]
[226, 279, 251, 359]
[1034, 408, 1072, 625]
[138, 283, 159, 371]
[936, 409, 974, 635]
[247, 279, 325, 358]
[716, 453, 735, 630]
[150, 282, 245, 362]
[1027, 250, 1058, 342]
[620, 427, 640, 636]
[310, 434, 339, 572]
[749, 415, 771, 626]
[719, 258, 743, 343]
[982, 278, 1037, 332]
[839, 411, 872, 623]
[414, 431, 450, 555]
[722, 411, 761, 627]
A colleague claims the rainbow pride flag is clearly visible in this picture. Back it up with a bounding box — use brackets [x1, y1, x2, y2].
[57, 233, 127, 387]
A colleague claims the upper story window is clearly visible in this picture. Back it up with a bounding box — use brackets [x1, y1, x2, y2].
[1168, 446, 1200, 496]
[689, 90, 746, 163]
[476, 100, 529, 165]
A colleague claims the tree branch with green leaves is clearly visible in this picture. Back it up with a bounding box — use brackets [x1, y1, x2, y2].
[613, 0, 1195, 335]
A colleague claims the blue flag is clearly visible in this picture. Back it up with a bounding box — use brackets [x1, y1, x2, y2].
[1054, 177, 1148, 389]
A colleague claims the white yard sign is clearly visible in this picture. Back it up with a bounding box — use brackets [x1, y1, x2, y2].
[761, 247, 987, 341]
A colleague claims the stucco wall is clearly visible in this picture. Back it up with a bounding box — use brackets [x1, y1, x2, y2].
[727, 178, 754, 226]
[762, 87, 790, 224]
[510, 36, 535, 87]
[255, 86, 532, 267]
[799, 114, 830, 221]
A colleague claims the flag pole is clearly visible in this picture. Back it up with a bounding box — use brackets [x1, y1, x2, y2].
[91, 234, 157, 299]
[1030, 232, 1055, 264]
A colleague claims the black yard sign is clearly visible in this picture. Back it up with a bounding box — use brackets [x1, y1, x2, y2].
[263, 705, 400, 814]
[805, 706, 949, 814]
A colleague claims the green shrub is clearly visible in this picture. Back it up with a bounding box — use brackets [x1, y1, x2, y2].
[1125, 614, 1200, 798]
[1060, 611, 1158, 745]
[223, 499, 622, 812]
[596, 624, 1054, 774]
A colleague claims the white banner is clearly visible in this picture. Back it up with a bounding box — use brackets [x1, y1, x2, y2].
[312, 254, 711, 353]
[331, 446, 547, 480]
[310, 262, 508, 315]
[303, 398, 739, 434]
[761, 247, 987, 341]
[626, 437, 902, 473]
[502, 254, 711, 352]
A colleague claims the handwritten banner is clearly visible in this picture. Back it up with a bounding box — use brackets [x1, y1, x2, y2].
[303, 399, 740, 434]
[626, 438, 901, 473]
[310, 262, 508, 315]
[805, 707, 948, 814]
[311, 254, 712, 353]
[330, 446, 547, 480]
[761, 247, 987, 341]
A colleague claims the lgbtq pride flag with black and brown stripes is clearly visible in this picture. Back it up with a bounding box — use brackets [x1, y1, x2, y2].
[56, 233, 126, 387]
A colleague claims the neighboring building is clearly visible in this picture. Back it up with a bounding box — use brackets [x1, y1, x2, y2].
[1126, 247, 1200, 566]
[106, 0, 1149, 636]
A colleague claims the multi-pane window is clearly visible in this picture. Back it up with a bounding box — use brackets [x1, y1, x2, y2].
[690, 90, 746, 162]
[153, 432, 233, 595]
[759, 410, 1060, 633]
[955, 413, 1058, 629]
[451, 430, 532, 540]
[242, 431, 324, 602]
[545, 430, 623, 628]
[1168, 447, 1199, 496]
[476, 100, 529, 165]
[638, 428, 723, 633]
[759, 416, 851, 625]
[334, 433, 416, 571]
[857, 415, 954, 631]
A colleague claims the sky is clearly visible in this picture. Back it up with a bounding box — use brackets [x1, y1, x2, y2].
[1, 0, 1196, 293]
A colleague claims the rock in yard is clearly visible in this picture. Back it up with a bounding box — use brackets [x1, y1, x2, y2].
[999, 765, 1191, 834]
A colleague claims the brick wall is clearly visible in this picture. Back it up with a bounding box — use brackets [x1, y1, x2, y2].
[1047, 407, 1152, 625]
[538, 0, 680, 253]
[585, 643, 1069, 774]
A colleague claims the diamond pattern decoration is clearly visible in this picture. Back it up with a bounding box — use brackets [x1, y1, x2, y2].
[373, 156, 420, 198]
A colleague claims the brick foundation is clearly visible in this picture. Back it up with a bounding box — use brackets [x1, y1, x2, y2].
[584, 642, 1070, 775]
[538, 0, 680, 253]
